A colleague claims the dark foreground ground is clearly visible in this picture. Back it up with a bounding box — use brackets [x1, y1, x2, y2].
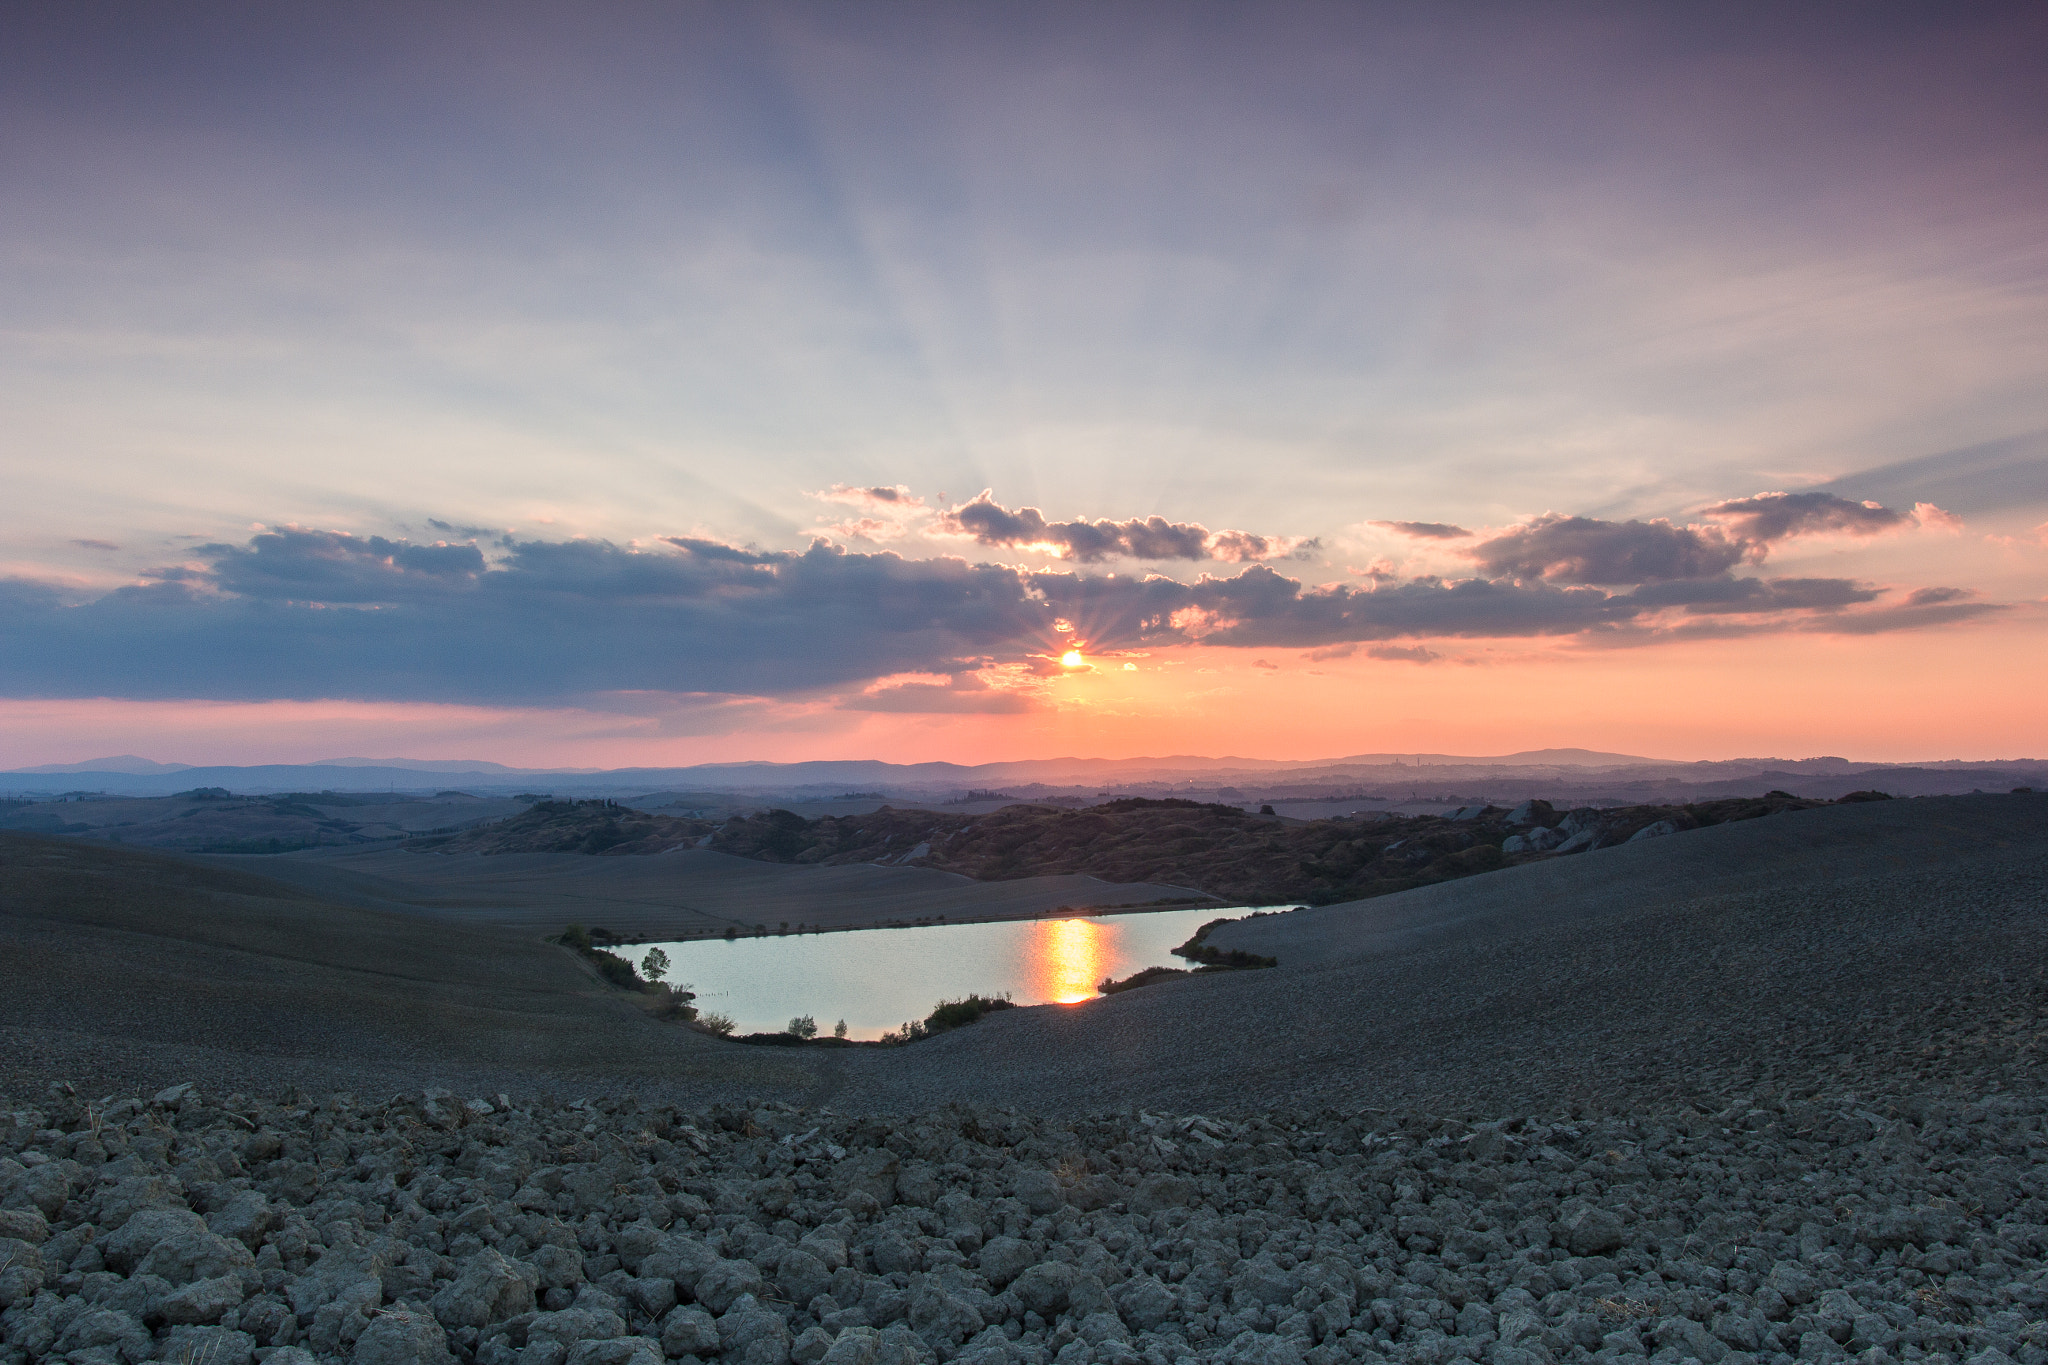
[2, 796, 2045, 1365]
[5, 795, 2044, 1117]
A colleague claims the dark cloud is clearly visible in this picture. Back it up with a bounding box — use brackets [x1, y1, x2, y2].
[1464, 490, 1932, 588]
[657, 536, 784, 565]
[1467, 515, 1747, 584]
[0, 523, 2000, 705]
[941, 492, 1315, 564]
[70, 539, 120, 552]
[1625, 576, 1881, 614]
[202, 528, 487, 603]
[426, 518, 502, 538]
[1906, 585, 1975, 606]
[1464, 489, 1926, 586]
[1819, 597, 2006, 634]
[1368, 521, 1471, 540]
[1702, 491, 1909, 542]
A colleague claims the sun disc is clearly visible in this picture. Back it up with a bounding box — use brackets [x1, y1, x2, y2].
[1061, 649, 1085, 668]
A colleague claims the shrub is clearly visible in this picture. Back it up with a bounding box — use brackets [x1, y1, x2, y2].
[589, 950, 639, 990]
[697, 1011, 736, 1036]
[736, 1031, 813, 1047]
[924, 994, 1010, 1031]
[1176, 945, 1277, 969]
[788, 1015, 818, 1039]
[650, 983, 696, 1021]
[1099, 965, 1191, 994]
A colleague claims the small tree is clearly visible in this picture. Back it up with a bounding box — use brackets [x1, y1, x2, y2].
[640, 947, 670, 983]
[788, 1015, 818, 1039]
[833, 1019, 848, 1039]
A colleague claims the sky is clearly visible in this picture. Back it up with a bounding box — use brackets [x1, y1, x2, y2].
[3, 1, 2046, 768]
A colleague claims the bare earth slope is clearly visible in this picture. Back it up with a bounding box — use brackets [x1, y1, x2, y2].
[217, 844, 1207, 938]
[817, 794, 2048, 1116]
[0, 834, 819, 1106]
[5, 795, 2044, 1117]
[5, 799, 2047, 1365]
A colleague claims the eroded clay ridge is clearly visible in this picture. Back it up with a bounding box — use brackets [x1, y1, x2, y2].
[3, 1083, 2043, 1365]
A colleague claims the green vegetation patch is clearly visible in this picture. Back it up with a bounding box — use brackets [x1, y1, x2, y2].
[556, 923, 697, 1021]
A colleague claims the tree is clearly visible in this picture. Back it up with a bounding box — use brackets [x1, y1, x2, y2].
[788, 1015, 818, 1039]
[640, 947, 670, 983]
[833, 1019, 848, 1039]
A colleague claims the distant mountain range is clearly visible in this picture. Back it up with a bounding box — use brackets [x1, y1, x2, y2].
[2, 749, 2043, 799]
[9, 755, 197, 774]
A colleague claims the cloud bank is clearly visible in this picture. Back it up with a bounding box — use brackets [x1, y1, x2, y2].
[0, 489, 1999, 707]
[1463, 492, 1946, 585]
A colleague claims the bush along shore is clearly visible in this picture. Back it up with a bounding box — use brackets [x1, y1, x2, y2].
[554, 928, 697, 1025]
[3, 1082, 2045, 1365]
[733, 998, 1018, 1050]
[1099, 922, 1282, 997]
[551, 928, 1017, 1048]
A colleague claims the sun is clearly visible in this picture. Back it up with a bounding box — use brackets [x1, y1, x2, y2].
[1061, 649, 1085, 668]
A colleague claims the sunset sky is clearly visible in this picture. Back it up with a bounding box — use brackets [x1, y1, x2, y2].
[4, 2, 2046, 767]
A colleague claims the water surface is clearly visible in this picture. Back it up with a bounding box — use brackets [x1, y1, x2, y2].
[635, 906, 1285, 1039]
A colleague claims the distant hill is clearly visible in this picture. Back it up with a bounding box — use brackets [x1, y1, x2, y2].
[8, 755, 194, 774]
[4, 750, 2041, 800]
[418, 791, 1844, 905]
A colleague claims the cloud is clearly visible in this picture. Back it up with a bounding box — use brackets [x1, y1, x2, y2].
[1624, 575, 1882, 615]
[1464, 491, 1933, 586]
[1367, 520, 1471, 540]
[840, 672, 1038, 714]
[1466, 514, 1745, 584]
[810, 485, 934, 542]
[820, 485, 923, 507]
[939, 491, 1317, 564]
[202, 527, 487, 602]
[1911, 502, 1965, 533]
[1700, 490, 1910, 542]
[70, 539, 120, 552]
[0, 515, 2003, 706]
[1366, 644, 1441, 663]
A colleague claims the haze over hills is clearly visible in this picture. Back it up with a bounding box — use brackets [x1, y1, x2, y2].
[7, 755, 197, 774]
[4, 749, 2048, 802]
[4, 748, 2045, 800]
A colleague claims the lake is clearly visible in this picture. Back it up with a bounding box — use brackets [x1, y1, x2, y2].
[630, 905, 1288, 1039]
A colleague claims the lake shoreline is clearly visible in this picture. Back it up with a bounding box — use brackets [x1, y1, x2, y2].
[578, 893, 1236, 946]
[622, 903, 1294, 1040]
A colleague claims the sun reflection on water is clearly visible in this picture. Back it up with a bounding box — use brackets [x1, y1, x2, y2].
[1035, 918, 1105, 1003]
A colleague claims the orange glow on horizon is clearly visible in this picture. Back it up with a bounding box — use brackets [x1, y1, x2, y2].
[1035, 918, 1105, 1003]
[0, 618, 2042, 769]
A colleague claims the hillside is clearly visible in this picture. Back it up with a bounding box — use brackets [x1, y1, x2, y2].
[0, 788, 523, 853]
[412, 798, 716, 855]
[7, 793, 2044, 1118]
[420, 791, 1843, 904]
